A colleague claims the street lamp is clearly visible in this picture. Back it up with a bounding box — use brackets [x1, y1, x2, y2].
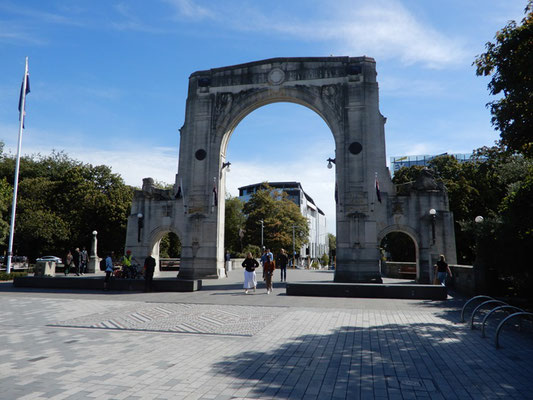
[260, 219, 264, 249]
[326, 157, 336, 169]
[475, 216, 484, 224]
[221, 161, 231, 172]
[429, 208, 436, 245]
[137, 213, 144, 242]
[292, 225, 296, 268]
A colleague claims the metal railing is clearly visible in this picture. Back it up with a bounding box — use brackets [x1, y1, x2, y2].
[461, 294, 533, 349]
[495, 312, 533, 348]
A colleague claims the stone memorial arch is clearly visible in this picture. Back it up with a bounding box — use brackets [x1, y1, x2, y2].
[125, 57, 457, 283]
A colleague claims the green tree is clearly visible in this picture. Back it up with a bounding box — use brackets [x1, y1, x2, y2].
[474, 1, 533, 156]
[0, 151, 133, 260]
[381, 232, 416, 261]
[224, 196, 246, 255]
[0, 177, 12, 246]
[328, 233, 336, 261]
[159, 232, 182, 258]
[242, 184, 308, 255]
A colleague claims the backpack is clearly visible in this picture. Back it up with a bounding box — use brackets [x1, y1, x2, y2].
[100, 258, 107, 271]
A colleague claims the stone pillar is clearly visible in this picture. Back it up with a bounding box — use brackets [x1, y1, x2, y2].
[88, 230, 101, 274]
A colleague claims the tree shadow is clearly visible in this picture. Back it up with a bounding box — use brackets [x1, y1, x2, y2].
[212, 321, 533, 399]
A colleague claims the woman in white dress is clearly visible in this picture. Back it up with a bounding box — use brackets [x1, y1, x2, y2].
[242, 252, 259, 294]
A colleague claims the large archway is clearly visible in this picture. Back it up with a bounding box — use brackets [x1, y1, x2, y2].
[125, 57, 457, 283]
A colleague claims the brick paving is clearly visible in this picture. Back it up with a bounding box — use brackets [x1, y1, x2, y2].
[0, 268, 532, 399]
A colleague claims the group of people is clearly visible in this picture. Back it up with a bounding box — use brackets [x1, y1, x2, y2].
[103, 250, 156, 292]
[64, 247, 89, 276]
[241, 248, 289, 294]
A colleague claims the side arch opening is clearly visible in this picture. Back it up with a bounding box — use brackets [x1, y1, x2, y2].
[379, 228, 419, 281]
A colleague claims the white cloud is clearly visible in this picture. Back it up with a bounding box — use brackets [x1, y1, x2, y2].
[1, 122, 178, 188]
[162, 0, 214, 20]
[162, 0, 467, 68]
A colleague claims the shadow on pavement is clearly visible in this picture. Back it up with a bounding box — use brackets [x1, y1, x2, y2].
[212, 323, 532, 399]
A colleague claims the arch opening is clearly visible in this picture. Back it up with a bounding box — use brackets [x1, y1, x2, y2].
[220, 102, 335, 268]
[379, 231, 419, 280]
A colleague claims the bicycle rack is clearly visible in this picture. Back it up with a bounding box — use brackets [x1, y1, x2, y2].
[470, 300, 506, 329]
[460, 295, 493, 322]
[481, 305, 523, 337]
[495, 312, 533, 348]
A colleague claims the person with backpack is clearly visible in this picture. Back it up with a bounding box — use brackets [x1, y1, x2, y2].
[262, 248, 275, 294]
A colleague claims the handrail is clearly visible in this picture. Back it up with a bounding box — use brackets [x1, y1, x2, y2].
[461, 295, 494, 322]
[495, 312, 533, 348]
[481, 305, 523, 337]
[470, 300, 506, 329]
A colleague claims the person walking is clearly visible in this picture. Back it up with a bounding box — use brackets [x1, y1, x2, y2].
[241, 252, 258, 294]
[224, 250, 231, 277]
[72, 247, 81, 276]
[434, 254, 452, 286]
[263, 248, 275, 294]
[64, 250, 73, 276]
[103, 252, 114, 291]
[79, 246, 88, 275]
[276, 248, 289, 282]
[143, 252, 156, 292]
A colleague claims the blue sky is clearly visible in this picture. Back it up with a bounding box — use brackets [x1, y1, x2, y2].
[0, 0, 527, 233]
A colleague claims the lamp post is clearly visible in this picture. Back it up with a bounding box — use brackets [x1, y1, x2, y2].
[429, 208, 436, 245]
[260, 219, 264, 249]
[292, 225, 296, 268]
[88, 230, 99, 273]
[474, 215, 485, 293]
[137, 213, 144, 243]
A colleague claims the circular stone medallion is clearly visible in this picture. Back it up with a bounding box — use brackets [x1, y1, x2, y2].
[195, 149, 207, 160]
[268, 68, 285, 85]
[349, 142, 363, 155]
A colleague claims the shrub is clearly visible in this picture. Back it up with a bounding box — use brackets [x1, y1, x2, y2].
[0, 271, 28, 281]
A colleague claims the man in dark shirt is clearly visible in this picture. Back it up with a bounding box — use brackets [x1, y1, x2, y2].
[276, 248, 289, 282]
[144, 252, 156, 292]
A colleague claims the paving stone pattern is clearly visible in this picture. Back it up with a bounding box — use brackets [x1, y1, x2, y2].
[50, 303, 286, 336]
[1, 272, 532, 399]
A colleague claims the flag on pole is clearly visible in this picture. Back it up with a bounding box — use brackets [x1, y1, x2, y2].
[375, 173, 382, 203]
[175, 178, 183, 199]
[18, 69, 30, 129]
[213, 180, 218, 207]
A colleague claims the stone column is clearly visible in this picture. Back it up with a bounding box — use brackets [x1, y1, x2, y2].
[88, 230, 101, 274]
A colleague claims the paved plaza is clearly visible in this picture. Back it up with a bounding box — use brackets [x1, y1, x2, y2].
[0, 268, 532, 399]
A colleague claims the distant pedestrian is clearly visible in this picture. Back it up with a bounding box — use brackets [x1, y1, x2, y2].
[73, 247, 80, 276]
[434, 254, 452, 286]
[276, 248, 289, 282]
[64, 250, 73, 275]
[260, 248, 268, 267]
[242, 252, 258, 294]
[103, 252, 114, 291]
[143, 252, 156, 292]
[263, 248, 275, 294]
[80, 247, 88, 274]
[224, 250, 231, 277]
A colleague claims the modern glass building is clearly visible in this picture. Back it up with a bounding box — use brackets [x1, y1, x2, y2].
[238, 182, 328, 261]
[390, 153, 477, 175]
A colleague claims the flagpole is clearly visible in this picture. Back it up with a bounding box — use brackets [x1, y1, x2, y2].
[6, 57, 28, 274]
